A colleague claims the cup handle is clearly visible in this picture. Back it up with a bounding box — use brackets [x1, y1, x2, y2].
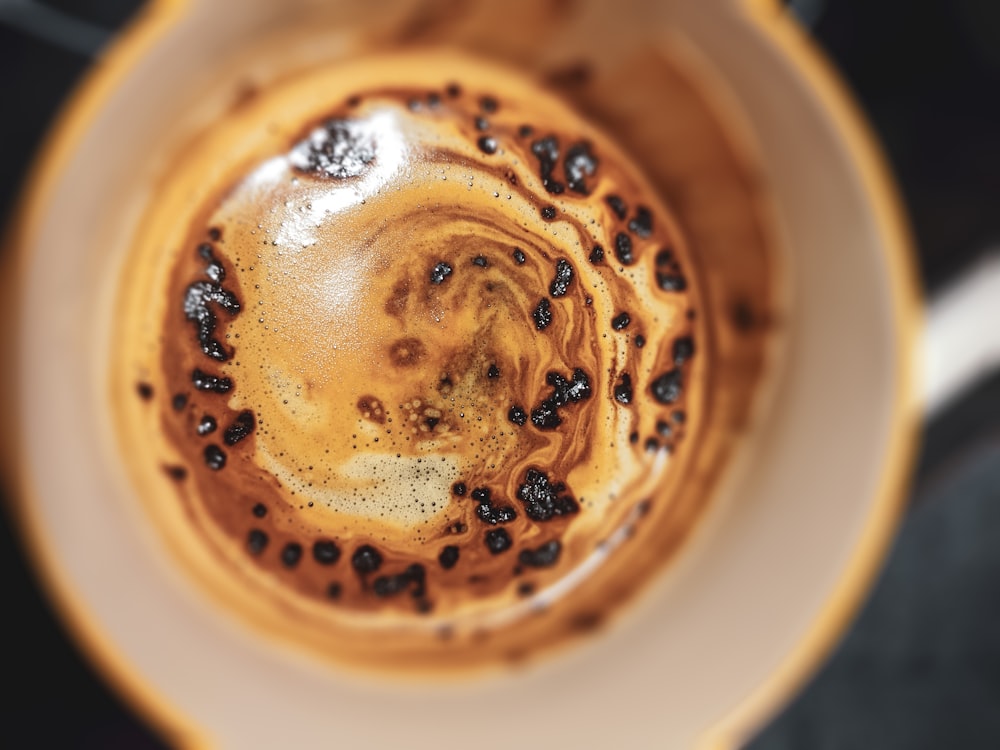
[923, 252, 1000, 416]
[760, 0, 993, 421]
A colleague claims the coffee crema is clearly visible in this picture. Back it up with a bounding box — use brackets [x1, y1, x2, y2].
[113, 52, 717, 673]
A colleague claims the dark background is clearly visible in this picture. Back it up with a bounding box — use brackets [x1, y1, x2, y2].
[2, 1, 999, 747]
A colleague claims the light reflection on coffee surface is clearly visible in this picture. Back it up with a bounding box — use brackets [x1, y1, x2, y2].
[114, 51, 769, 673]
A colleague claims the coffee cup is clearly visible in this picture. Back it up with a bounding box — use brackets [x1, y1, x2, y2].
[2, 0, 935, 747]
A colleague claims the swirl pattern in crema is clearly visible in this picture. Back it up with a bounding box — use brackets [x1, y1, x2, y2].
[114, 53, 710, 672]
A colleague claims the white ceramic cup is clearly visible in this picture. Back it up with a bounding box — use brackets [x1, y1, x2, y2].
[3, 0, 939, 747]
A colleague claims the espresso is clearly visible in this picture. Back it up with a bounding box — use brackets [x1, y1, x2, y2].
[112, 50, 765, 674]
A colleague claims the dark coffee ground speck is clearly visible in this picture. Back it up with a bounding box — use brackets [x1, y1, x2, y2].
[191, 369, 232, 394]
[732, 300, 756, 332]
[471, 487, 517, 525]
[531, 135, 564, 194]
[164, 465, 187, 481]
[477, 135, 498, 155]
[605, 194, 627, 219]
[673, 336, 695, 365]
[614, 232, 634, 265]
[532, 298, 553, 330]
[204, 444, 226, 470]
[290, 118, 377, 180]
[508, 405, 528, 426]
[518, 540, 562, 568]
[564, 141, 598, 195]
[197, 415, 217, 436]
[352, 545, 383, 574]
[611, 312, 631, 330]
[656, 272, 687, 292]
[223, 410, 255, 445]
[651, 369, 683, 404]
[247, 529, 268, 556]
[485, 528, 512, 555]
[589, 245, 604, 264]
[516, 468, 579, 522]
[512, 248, 526, 264]
[171, 393, 187, 411]
[439, 545, 460, 569]
[614, 373, 634, 404]
[628, 206, 653, 238]
[313, 540, 341, 565]
[183, 249, 240, 363]
[549, 259, 574, 297]
[373, 573, 409, 597]
[530, 368, 591, 430]
[281, 542, 303, 568]
[530, 401, 561, 429]
[430, 261, 453, 285]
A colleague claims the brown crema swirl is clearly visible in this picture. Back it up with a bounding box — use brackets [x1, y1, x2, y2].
[113, 53, 710, 672]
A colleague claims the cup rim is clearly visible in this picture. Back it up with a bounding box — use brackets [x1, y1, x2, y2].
[1, 1, 922, 747]
[697, 7, 923, 743]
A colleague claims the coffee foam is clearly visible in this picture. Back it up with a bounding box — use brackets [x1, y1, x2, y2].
[113, 51, 721, 670]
